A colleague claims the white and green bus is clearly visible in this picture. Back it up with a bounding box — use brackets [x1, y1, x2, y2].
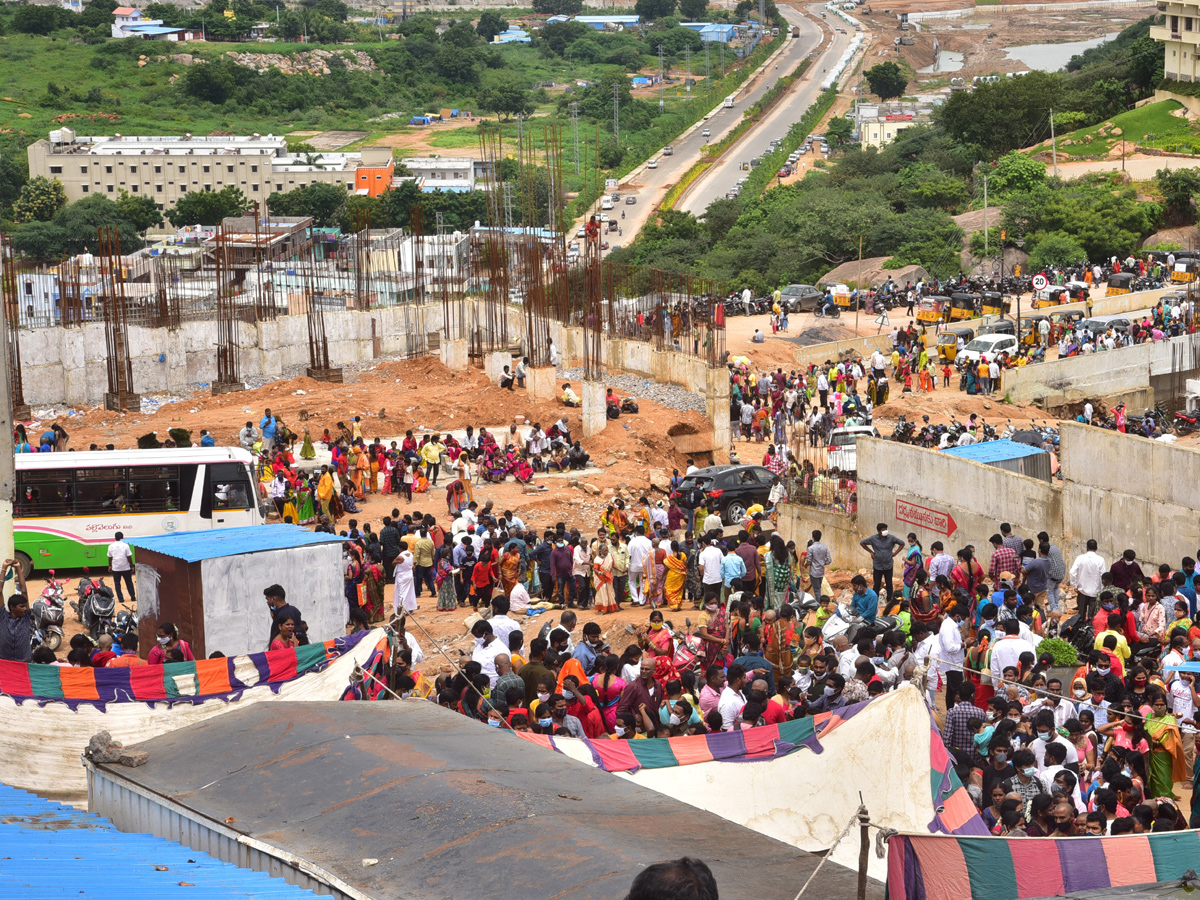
[14, 447, 265, 576]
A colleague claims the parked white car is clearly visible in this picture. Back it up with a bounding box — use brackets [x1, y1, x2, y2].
[956, 333, 1018, 367]
[826, 425, 879, 475]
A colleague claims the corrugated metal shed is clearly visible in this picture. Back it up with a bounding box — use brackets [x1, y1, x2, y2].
[126, 524, 344, 562]
[87, 701, 881, 900]
[941, 439, 1052, 482]
[0, 781, 317, 899]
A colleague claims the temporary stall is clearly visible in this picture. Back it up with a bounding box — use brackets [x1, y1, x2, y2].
[128, 524, 345, 659]
[941, 439, 1052, 482]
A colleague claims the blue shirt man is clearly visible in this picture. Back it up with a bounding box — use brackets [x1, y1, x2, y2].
[851, 577, 878, 625]
[260, 411, 277, 442]
[721, 550, 747, 589]
[199, 431, 215, 447]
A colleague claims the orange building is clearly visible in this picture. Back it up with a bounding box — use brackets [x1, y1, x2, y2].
[354, 149, 395, 198]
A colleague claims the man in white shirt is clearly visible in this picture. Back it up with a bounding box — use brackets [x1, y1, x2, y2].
[990, 620, 1038, 685]
[698, 539, 725, 604]
[718, 664, 748, 730]
[926, 542, 954, 583]
[1069, 539, 1106, 621]
[470, 620, 507, 687]
[1030, 709, 1079, 771]
[935, 604, 970, 699]
[107, 531, 136, 604]
[685, 459, 700, 476]
[488, 595, 522, 647]
[626, 527, 654, 605]
[702, 511, 724, 535]
[1170, 671, 1199, 774]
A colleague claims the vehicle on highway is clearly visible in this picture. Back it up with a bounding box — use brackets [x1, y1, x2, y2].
[724, 94, 736, 108]
[791, 25, 800, 36]
[725, 191, 739, 200]
[1079, 315, 1133, 335]
[957, 333, 1018, 368]
[575, 228, 585, 238]
[647, 158, 658, 169]
[781, 283, 823, 312]
[600, 196, 613, 210]
[662, 145, 674, 156]
[625, 196, 637, 205]
[827, 426, 880, 476]
[797, 145, 807, 155]
[750, 157, 762, 168]
[701, 128, 711, 138]
[674, 464, 774, 525]
[778, 166, 792, 178]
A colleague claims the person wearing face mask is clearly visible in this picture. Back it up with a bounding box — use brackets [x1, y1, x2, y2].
[264, 584, 308, 647]
[859, 522, 905, 605]
[981, 732, 1017, 802]
[809, 673, 846, 713]
[470, 620, 506, 687]
[146, 621, 195, 665]
[1029, 708, 1079, 773]
[1004, 747, 1046, 808]
[518, 637, 554, 706]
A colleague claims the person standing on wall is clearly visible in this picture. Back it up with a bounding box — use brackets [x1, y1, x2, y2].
[108, 531, 136, 606]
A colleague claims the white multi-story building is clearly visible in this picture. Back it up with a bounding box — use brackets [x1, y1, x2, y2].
[1152, 4, 1200, 82]
[28, 129, 394, 212]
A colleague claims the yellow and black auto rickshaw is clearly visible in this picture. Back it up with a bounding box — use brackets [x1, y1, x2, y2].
[1106, 272, 1136, 295]
[980, 291, 1010, 317]
[1171, 259, 1200, 284]
[949, 292, 978, 321]
[916, 295, 949, 325]
[937, 326, 973, 363]
[1021, 316, 1048, 346]
[1049, 309, 1085, 328]
[1032, 286, 1068, 309]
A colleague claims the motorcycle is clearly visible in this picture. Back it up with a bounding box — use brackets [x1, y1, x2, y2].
[667, 618, 706, 679]
[814, 302, 841, 319]
[1057, 614, 1095, 657]
[72, 567, 117, 639]
[1175, 410, 1200, 436]
[891, 415, 915, 444]
[29, 572, 66, 652]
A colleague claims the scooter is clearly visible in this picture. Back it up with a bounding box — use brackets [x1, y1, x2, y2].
[814, 302, 841, 319]
[72, 567, 117, 639]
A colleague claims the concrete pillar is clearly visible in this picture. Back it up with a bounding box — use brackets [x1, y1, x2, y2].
[526, 366, 556, 402]
[706, 365, 732, 461]
[439, 338, 468, 372]
[581, 380, 607, 438]
[485, 350, 513, 385]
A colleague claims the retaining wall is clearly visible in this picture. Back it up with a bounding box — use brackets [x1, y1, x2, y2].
[1058, 421, 1200, 565]
[776, 502, 864, 567]
[855, 436, 1063, 551]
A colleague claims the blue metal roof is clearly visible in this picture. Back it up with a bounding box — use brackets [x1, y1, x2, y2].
[127, 524, 344, 562]
[0, 782, 318, 898]
[941, 439, 1048, 463]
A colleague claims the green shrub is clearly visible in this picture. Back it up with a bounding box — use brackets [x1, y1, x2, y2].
[1036, 637, 1079, 667]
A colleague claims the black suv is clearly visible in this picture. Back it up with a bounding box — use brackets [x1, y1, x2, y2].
[673, 464, 774, 525]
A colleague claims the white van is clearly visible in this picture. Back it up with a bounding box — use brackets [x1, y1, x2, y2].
[724, 94, 736, 108]
[600, 196, 614, 210]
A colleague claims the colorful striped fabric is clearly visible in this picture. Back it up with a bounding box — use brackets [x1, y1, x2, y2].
[517, 713, 822, 773]
[928, 713, 990, 837]
[886, 832, 1200, 900]
[0, 630, 383, 710]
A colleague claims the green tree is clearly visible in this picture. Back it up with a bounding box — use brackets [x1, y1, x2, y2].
[599, 138, 625, 169]
[115, 190, 162, 233]
[13, 5, 64, 34]
[539, 20, 590, 55]
[635, 0, 677, 21]
[1156, 167, 1200, 225]
[532, 0, 582, 14]
[479, 74, 535, 119]
[825, 116, 853, 147]
[679, 0, 709, 19]
[12, 177, 68, 224]
[10, 222, 68, 261]
[987, 151, 1046, 196]
[936, 71, 1064, 159]
[53, 195, 144, 256]
[435, 46, 479, 84]
[864, 62, 907, 102]
[267, 182, 347, 227]
[1026, 231, 1087, 270]
[166, 186, 250, 227]
[182, 61, 236, 104]
[476, 10, 508, 42]
[79, 0, 119, 28]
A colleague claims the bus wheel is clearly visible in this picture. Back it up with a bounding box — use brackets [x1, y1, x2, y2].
[14, 552, 31, 582]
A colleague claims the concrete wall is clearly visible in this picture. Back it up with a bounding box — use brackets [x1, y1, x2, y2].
[856, 436, 1063, 552]
[999, 331, 1200, 410]
[776, 502, 864, 567]
[1059, 421, 1200, 565]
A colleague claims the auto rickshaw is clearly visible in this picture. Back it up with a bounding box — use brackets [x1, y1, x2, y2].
[1063, 280, 1089, 302]
[1032, 285, 1071, 309]
[937, 326, 973, 362]
[978, 319, 1016, 338]
[949, 293, 978, 321]
[1021, 316, 1047, 346]
[916, 295, 949, 325]
[1048, 309, 1085, 328]
[980, 291, 1010, 317]
[1172, 259, 1200, 283]
[1107, 271, 1136, 295]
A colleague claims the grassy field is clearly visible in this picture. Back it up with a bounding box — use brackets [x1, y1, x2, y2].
[1047, 100, 1196, 159]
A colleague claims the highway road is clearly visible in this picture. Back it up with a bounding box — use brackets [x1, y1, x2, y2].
[608, 3, 835, 250]
[680, 2, 857, 215]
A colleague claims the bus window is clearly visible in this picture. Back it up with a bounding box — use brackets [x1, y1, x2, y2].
[16, 469, 73, 518]
[206, 462, 253, 514]
[129, 466, 181, 513]
[74, 468, 129, 516]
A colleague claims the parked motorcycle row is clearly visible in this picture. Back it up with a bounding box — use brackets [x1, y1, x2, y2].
[28, 566, 138, 655]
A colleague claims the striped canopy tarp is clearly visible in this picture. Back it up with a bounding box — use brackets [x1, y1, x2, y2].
[518, 713, 822, 773]
[929, 714, 991, 838]
[886, 832, 1200, 900]
[0, 629, 383, 710]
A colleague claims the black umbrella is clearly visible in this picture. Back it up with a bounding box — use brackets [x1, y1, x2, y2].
[1009, 430, 1044, 446]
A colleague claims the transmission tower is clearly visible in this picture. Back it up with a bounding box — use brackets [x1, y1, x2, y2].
[612, 82, 620, 142]
[569, 101, 580, 176]
[658, 44, 665, 110]
[502, 182, 514, 230]
[758, 0, 765, 31]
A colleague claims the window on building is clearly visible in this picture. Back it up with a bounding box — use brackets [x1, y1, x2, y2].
[227, 165, 234, 173]
[276, 183, 283, 191]
[80, 166, 87, 174]
[251, 183, 259, 192]
[1187, 17, 1194, 30]
[154, 165, 161, 174]
[106, 185, 114, 193]
[49, 165, 62, 174]
[156, 184, 162, 193]
[105, 165, 113, 174]
[82, 184, 89, 193]
[179, 165, 186, 173]
[130, 184, 138, 193]
[130, 165, 137, 173]
[251, 165, 258, 173]
[202, 165, 210, 173]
